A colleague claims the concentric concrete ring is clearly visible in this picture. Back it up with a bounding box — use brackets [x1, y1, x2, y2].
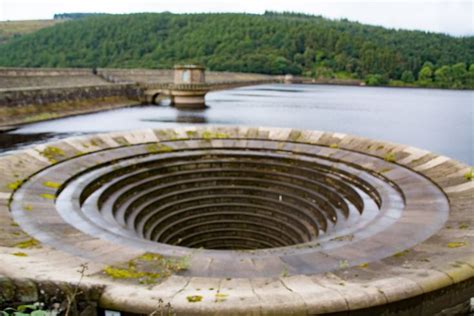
[0, 126, 472, 315]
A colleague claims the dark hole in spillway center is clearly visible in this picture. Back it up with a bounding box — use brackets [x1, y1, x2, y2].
[74, 148, 381, 251]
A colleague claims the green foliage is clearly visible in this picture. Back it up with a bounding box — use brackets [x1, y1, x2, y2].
[365, 74, 388, 86]
[0, 12, 472, 88]
[418, 66, 433, 86]
[1, 303, 48, 316]
[401, 70, 415, 83]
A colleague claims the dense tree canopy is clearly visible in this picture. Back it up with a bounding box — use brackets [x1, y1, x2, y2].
[0, 12, 473, 88]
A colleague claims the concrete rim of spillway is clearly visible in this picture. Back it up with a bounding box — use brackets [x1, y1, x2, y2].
[0, 126, 472, 315]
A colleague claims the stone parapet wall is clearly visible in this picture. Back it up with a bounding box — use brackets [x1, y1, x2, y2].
[0, 76, 111, 90]
[0, 68, 111, 90]
[0, 67, 94, 77]
[97, 68, 275, 85]
[0, 84, 141, 107]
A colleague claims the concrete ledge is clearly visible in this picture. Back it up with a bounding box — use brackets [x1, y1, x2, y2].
[0, 126, 472, 314]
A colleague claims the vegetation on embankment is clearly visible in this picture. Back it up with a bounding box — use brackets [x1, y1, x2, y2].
[0, 12, 473, 89]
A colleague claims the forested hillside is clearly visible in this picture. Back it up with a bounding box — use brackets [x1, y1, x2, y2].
[0, 12, 473, 88]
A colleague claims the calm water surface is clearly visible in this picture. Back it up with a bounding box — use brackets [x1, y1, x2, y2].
[1, 84, 473, 164]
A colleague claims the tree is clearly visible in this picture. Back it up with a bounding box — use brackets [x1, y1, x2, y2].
[467, 64, 474, 88]
[451, 63, 467, 88]
[0, 11, 472, 89]
[434, 65, 453, 88]
[313, 66, 334, 79]
[401, 70, 415, 83]
[365, 74, 388, 86]
[418, 66, 433, 85]
[272, 56, 291, 75]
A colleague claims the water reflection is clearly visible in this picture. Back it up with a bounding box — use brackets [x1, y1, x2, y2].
[176, 109, 208, 124]
[0, 130, 67, 155]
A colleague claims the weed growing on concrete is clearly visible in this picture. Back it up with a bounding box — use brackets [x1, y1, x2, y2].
[149, 298, 176, 316]
[65, 263, 88, 316]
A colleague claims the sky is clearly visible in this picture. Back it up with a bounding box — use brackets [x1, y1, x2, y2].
[0, 0, 473, 36]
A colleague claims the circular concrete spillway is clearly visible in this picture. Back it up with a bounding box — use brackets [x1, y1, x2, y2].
[0, 126, 473, 315]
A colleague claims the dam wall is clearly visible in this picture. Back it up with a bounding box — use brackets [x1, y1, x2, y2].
[0, 83, 141, 128]
[0, 67, 276, 128]
[0, 84, 141, 107]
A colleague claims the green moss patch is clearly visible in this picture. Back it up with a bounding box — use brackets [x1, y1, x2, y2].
[39, 193, 55, 200]
[7, 179, 23, 191]
[145, 143, 174, 154]
[393, 249, 410, 258]
[186, 130, 198, 138]
[201, 131, 229, 141]
[43, 181, 61, 189]
[215, 293, 228, 303]
[384, 152, 397, 163]
[14, 238, 41, 249]
[186, 295, 203, 303]
[39, 146, 65, 164]
[103, 252, 189, 285]
[447, 241, 467, 248]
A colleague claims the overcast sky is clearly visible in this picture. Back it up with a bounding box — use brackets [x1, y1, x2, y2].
[1, 0, 473, 36]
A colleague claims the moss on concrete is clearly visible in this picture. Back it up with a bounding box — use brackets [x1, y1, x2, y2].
[6, 180, 23, 191]
[42, 181, 61, 189]
[103, 253, 189, 285]
[14, 238, 40, 249]
[39, 193, 55, 200]
[145, 144, 174, 154]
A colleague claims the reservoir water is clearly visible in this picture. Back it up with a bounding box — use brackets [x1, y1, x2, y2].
[1, 84, 473, 164]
